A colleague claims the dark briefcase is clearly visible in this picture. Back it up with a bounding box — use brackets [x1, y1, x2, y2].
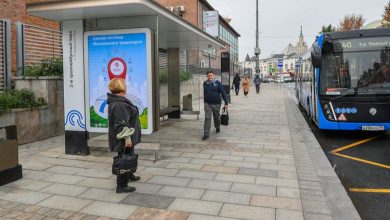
[220, 108, 229, 126]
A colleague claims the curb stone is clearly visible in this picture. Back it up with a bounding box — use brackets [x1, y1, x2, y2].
[285, 90, 361, 220]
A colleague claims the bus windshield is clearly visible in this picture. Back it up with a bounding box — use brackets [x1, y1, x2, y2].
[320, 37, 390, 96]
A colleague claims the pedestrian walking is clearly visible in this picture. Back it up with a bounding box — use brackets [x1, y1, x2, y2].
[253, 74, 261, 93]
[107, 78, 141, 193]
[242, 76, 250, 96]
[202, 71, 228, 140]
[232, 73, 241, 95]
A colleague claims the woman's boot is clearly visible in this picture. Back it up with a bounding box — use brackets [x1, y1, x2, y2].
[116, 173, 136, 193]
[129, 173, 140, 182]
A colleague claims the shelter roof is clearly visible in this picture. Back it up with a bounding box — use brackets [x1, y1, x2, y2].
[27, 0, 225, 50]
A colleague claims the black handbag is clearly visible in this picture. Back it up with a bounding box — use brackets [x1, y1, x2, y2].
[112, 151, 138, 175]
[220, 108, 229, 126]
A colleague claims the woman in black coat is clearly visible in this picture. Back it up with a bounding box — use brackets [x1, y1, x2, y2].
[107, 78, 142, 193]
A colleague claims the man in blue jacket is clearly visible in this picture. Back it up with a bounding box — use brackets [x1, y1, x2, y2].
[202, 71, 228, 140]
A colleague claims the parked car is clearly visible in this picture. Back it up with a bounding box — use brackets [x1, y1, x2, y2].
[262, 77, 270, 83]
[284, 77, 292, 83]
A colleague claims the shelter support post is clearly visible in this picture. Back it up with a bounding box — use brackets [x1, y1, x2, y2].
[65, 131, 89, 155]
[62, 19, 89, 155]
[167, 48, 180, 119]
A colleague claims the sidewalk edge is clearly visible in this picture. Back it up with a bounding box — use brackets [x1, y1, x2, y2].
[285, 90, 361, 220]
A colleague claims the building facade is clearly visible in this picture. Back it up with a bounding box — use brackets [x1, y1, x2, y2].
[0, 0, 60, 75]
[295, 26, 308, 56]
[279, 27, 309, 76]
[156, 0, 240, 74]
[242, 27, 308, 78]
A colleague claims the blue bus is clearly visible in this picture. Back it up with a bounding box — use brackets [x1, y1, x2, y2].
[297, 29, 390, 131]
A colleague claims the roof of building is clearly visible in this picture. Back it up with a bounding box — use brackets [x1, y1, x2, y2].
[287, 53, 298, 59]
[244, 54, 258, 62]
[301, 49, 311, 59]
[362, 19, 383, 29]
[282, 44, 297, 56]
[272, 54, 284, 59]
[199, 0, 240, 37]
[245, 54, 251, 62]
[299, 25, 303, 39]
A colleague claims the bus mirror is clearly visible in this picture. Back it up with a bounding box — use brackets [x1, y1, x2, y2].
[311, 44, 322, 68]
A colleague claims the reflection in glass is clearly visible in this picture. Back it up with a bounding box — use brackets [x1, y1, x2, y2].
[320, 38, 390, 95]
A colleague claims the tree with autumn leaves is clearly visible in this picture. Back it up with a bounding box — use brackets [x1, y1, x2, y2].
[320, 1, 390, 33]
[338, 14, 366, 31]
[320, 14, 365, 33]
[381, 1, 390, 27]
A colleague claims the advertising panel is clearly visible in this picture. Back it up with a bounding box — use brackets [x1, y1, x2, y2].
[203, 11, 219, 37]
[63, 20, 86, 132]
[84, 29, 153, 134]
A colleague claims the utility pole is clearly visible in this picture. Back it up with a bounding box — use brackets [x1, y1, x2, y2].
[254, 0, 260, 77]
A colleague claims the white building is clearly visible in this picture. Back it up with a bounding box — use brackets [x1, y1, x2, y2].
[299, 49, 313, 79]
[281, 26, 309, 76]
[259, 59, 270, 76]
[241, 26, 309, 77]
[243, 54, 256, 76]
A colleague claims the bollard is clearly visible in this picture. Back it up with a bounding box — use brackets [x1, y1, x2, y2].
[0, 125, 22, 186]
[182, 94, 193, 111]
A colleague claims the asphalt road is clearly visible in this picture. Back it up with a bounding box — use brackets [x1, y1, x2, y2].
[284, 83, 390, 220]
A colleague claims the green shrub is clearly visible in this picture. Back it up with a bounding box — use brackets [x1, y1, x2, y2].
[158, 69, 193, 84]
[24, 58, 63, 77]
[159, 69, 168, 84]
[180, 70, 193, 83]
[0, 89, 46, 115]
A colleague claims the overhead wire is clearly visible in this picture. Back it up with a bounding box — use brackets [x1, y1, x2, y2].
[259, 35, 316, 39]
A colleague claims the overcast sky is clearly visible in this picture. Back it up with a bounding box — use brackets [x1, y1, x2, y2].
[207, 0, 388, 61]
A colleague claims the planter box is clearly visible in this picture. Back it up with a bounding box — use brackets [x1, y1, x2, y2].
[0, 112, 14, 128]
[14, 76, 63, 106]
[3, 106, 63, 145]
[10, 77, 64, 144]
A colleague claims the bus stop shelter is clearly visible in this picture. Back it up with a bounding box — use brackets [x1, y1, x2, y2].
[27, 0, 224, 155]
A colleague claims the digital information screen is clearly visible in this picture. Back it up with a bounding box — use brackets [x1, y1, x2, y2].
[333, 37, 390, 52]
[84, 29, 153, 134]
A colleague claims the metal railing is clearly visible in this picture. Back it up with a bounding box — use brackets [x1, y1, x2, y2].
[0, 19, 11, 92]
[16, 22, 62, 75]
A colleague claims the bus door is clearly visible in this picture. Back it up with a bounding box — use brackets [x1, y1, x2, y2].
[311, 69, 318, 123]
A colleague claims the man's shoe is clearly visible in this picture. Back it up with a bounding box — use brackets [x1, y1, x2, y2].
[216, 128, 220, 133]
[129, 175, 140, 182]
[116, 186, 136, 193]
[202, 135, 209, 140]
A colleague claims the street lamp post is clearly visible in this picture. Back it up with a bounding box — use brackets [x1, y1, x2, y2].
[254, 0, 260, 77]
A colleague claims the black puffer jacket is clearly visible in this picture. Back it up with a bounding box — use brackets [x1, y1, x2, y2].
[107, 93, 141, 152]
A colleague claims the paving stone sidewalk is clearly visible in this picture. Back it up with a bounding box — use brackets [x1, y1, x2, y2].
[0, 84, 360, 220]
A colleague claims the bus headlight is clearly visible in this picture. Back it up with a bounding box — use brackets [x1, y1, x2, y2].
[324, 104, 330, 110]
[322, 103, 335, 121]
